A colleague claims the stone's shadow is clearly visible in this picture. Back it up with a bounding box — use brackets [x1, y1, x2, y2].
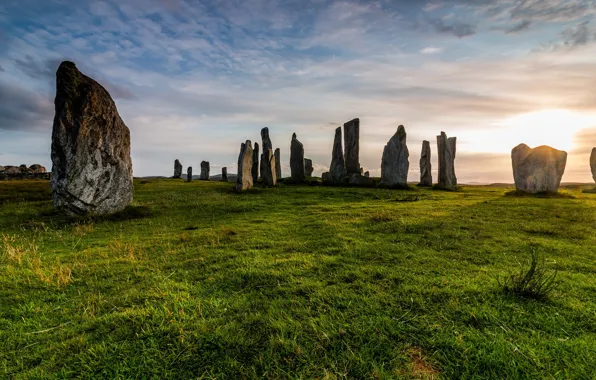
[504, 190, 575, 199]
[581, 187, 596, 194]
[29, 205, 153, 229]
[432, 184, 462, 192]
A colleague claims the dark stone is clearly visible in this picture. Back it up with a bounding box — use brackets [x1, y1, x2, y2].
[186, 167, 192, 182]
[260, 127, 273, 180]
[200, 161, 210, 180]
[29, 164, 47, 173]
[349, 173, 375, 187]
[329, 127, 346, 185]
[51, 61, 133, 216]
[364, 171, 370, 177]
[222, 167, 228, 182]
[512, 144, 567, 193]
[436, 132, 457, 189]
[262, 148, 277, 186]
[236, 140, 254, 191]
[419, 140, 432, 187]
[591, 148, 596, 183]
[305, 158, 313, 177]
[174, 159, 182, 178]
[275, 148, 282, 180]
[380, 125, 409, 187]
[343, 118, 360, 175]
[290, 133, 305, 182]
[252, 142, 259, 183]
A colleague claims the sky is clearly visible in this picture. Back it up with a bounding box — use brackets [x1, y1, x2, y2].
[1, 0, 596, 183]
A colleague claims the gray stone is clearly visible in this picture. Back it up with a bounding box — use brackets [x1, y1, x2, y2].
[290, 133, 305, 182]
[380, 125, 409, 188]
[186, 167, 192, 182]
[329, 127, 346, 185]
[343, 118, 360, 175]
[419, 140, 432, 187]
[29, 164, 46, 174]
[51, 61, 133, 216]
[322, 172, 330, 183]
[222, 167, 228, 182]
[0, 166, 4, 172]
[5, 166, 21, 174]
[364, 171, 370, 177]
[436, 132, 457, 189]
[236, 140, 254, 191]
[275, 148, 282, 180]
[349, 173, 375, 187]
[174, 159, 182, 178]
[512, 144, 567, 193]
[200, 161, 210, 180]
[591, 148, 596, 183]
[261, 148, 277, 186]
[305, 158, 313, 177]
[252, 142, 259, 183]
[260, 127, 273, 180]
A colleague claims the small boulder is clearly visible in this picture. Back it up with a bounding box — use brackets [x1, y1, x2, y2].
[29, 164, 47, 174]
[349, 173, 375, 187]
[5, 166, 21, 174]
[512, 144, 567, 193]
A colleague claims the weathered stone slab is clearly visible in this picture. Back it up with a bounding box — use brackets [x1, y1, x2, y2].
[174, 159, 182, 178]
[343, 118, 360, 175]
[262, 148, 277, 186]
[51, 61, 133, 216]
[512, 144, 567, 193]
[29, 164, 46, 174]
[260, 127, 273, 180]
[275, 148, 282, 180]
[200, 161, 210, 180]
[329, 127, 346, 185]
[186, 167, 192, 182]
[436, 132, 457, 189]
[222, 167, 228, 182]
[305, 158, 313, 177]
[380, 125, 409, 188]
[591, 147, 596, 183]
[419, 140, 432, 187]
[236, 140, 254, 191]
[290, 133, 305, 182]
[252, 142, 260, 183]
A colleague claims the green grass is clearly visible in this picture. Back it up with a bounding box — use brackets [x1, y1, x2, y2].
[1, 179, 595, 379]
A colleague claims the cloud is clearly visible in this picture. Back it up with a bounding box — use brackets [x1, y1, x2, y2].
[0, 64, 4, 72]
[0, 80, 53, 132]
[419, 46, 443, 54]
[504, 19, 532, 34]
[562, 20, 593, 47]
[428, 18, 476, 37]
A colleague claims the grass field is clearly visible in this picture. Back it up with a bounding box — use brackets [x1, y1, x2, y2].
[1, 179, 595, 379]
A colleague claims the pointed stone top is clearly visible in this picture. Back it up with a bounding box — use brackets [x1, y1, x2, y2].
[58, 61, 77, 71]
[397, 125, 406, 136]
[335, 126, 341, 134]
[292, 133, 297, 139]
[261, 127, 269, 137]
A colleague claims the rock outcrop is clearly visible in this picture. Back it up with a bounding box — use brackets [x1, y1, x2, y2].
[222, 167, 228, 182]
[436, 132, 457, 189]
[4, 166, 21, 174]
[305, 158, 313, 177]
[290, 133, 305, 182]
[512, 144, 567, 193]
[51, 61, 133, 216]
[275, 148, 282, 180]
[380, 125, 409, 188]
[29, 164, 46, 173]
[591, 148, 596, 183]
[419, 140, 432, 187]
[343, 118, 360, 175]
[236, 140, 254, 191]
[329, 127, 346, 185]
[174, 159, 182, 178]
[200, 161, 210, 180]
[252, 142, 260, 183]
[186, 167, 192, 182]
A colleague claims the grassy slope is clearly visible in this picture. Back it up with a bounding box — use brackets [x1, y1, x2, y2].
[1, 179, 595, 379]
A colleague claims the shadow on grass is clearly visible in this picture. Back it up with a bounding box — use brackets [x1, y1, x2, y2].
[581, 187, 596, 194]
[504, 190, 575, 199]
[29, 205, 153, 229]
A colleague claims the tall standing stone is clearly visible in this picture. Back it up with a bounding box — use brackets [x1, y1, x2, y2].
[262, 148, 277, 186]
[344, 118, 360, 175]
[275, 148, 282, 180]
[174, 159, 182, 178]
[590, 148, 596, 183]
[236, 140, 253, 191]
[186, 167, 192, 182]
[252, 142, 260, 183]
[290, 133, 305, 182]
[51, 61, 133, 216]
[222, 167, 228, 182]
[380, 125, 409, 188]
[436, 132, 457, 189]
[419, 140, 432, 187]
[200, 161, 210, 180]
[512, 144, 567, 193]
[305, 158, 313, 177]
[329, 127, 346, 185]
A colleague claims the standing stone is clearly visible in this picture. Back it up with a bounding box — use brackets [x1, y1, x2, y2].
[305, 158, 313, 177]
[200, 161, 210, 180]
[252, 142, 260, 183]
[275, 148, 282, 180]
[364, 171, 370, 177]
[329, 127, 346, 185]
[419, 140, 432, 187]
[380, 125, 409, 188]
[186, 167, 192, 182]
[29, 164, 47, 174]
[260, 127, 273, 180]
[344, 118, 360, 175]
[262, 148, 277, 186]
[512, 144, 567, 193]
[436, 132, 457, 189]
[51, 61, 133, 216]
[174, 159, 182, 178]
[290, 133, 305, 182]
[221, 167, 228, 182]
[591, 148, 596, 183]
[236, 140, 253, 191]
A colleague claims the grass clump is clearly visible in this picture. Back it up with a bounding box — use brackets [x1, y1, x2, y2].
[499, 248, 559, 300]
